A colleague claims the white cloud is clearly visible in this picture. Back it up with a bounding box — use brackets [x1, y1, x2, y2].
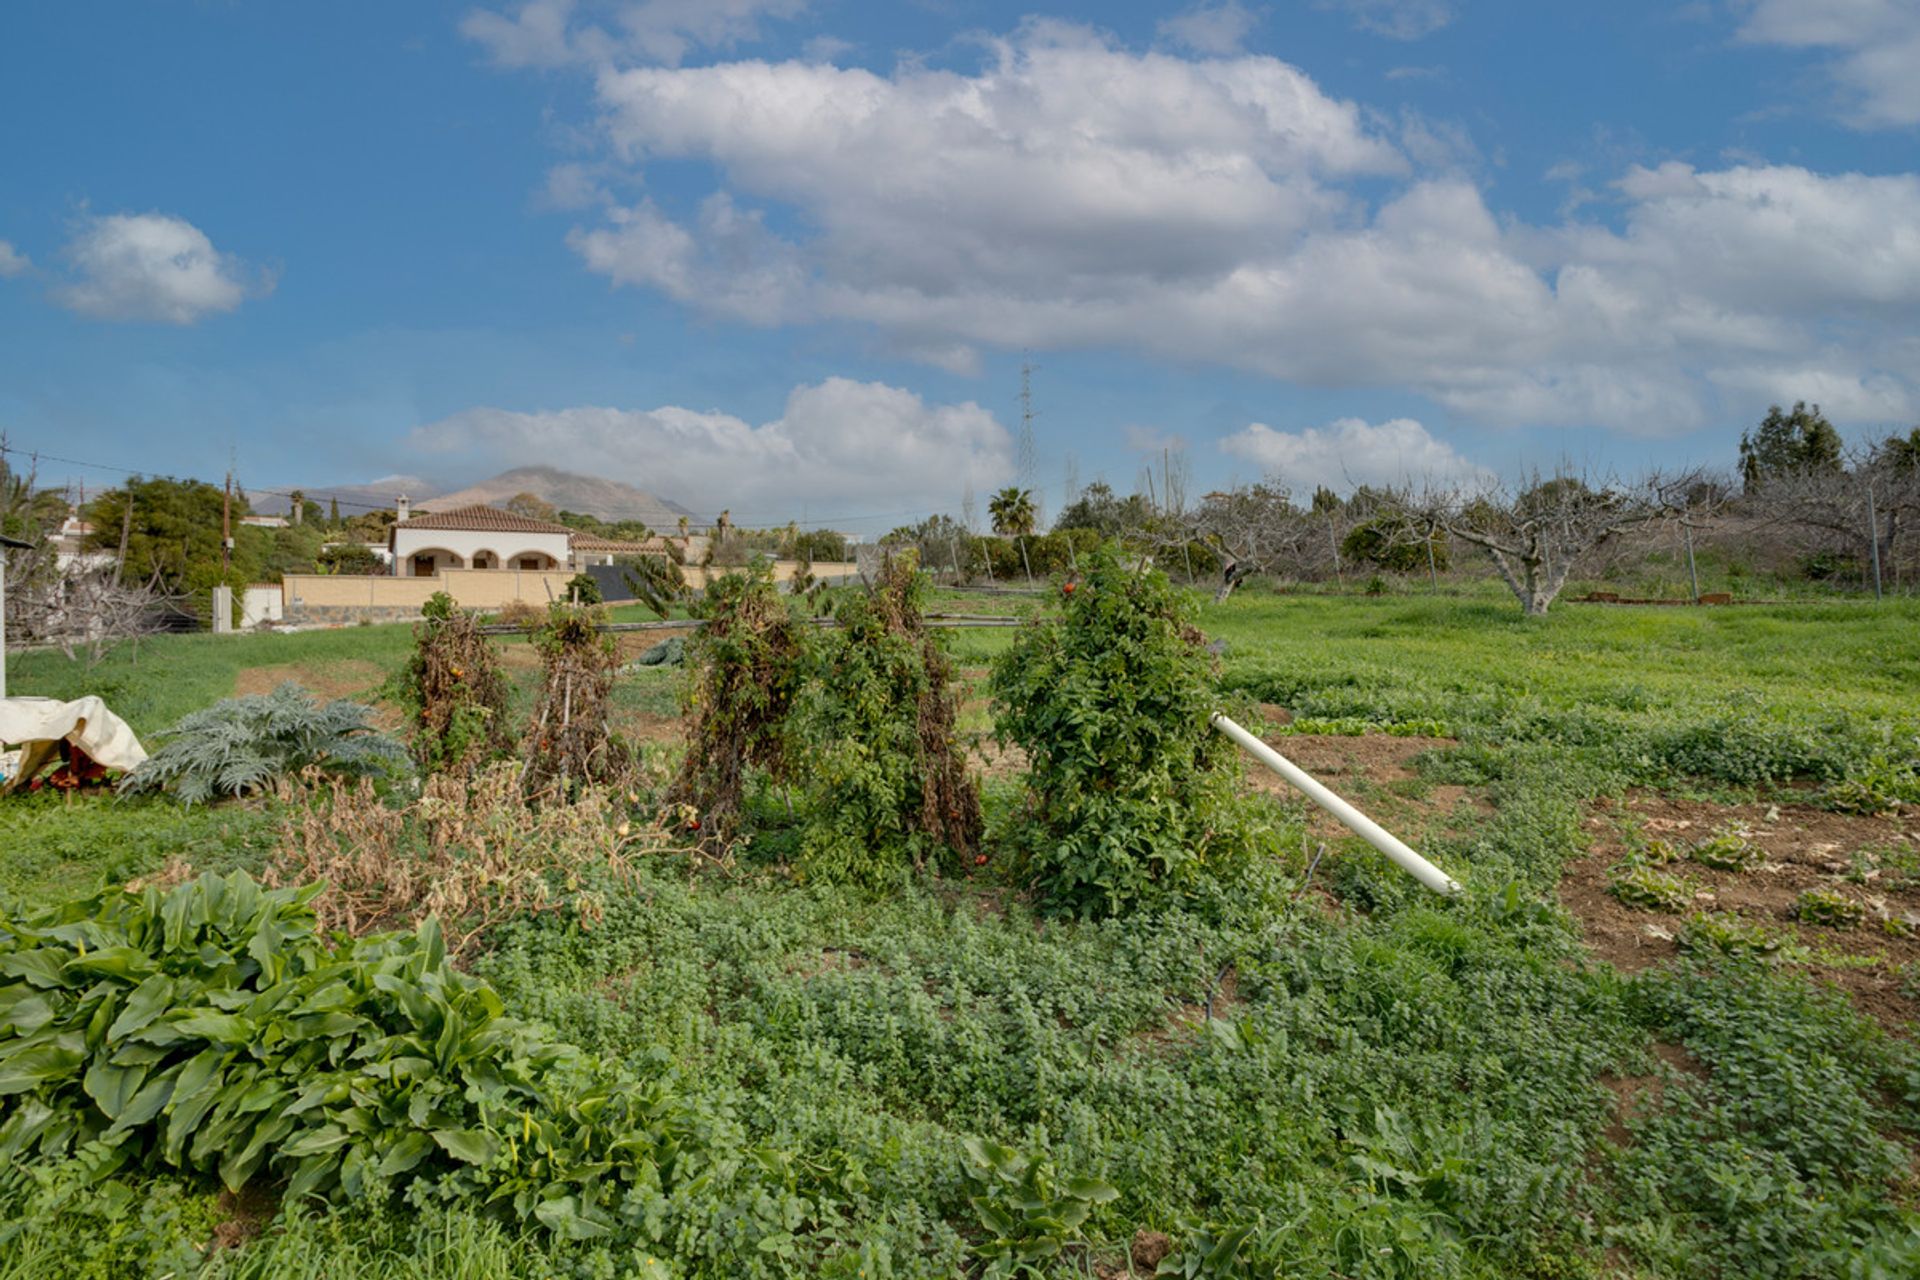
[1319, 0, 1455, 41]
[1123, 425, 1190, 453]
[0, 240, 28, 278]
[504, 21, 1920, 436]
[462, 0, 806, 68]
[1735, 0, 1920, 127]
[1706, 361, 1916, 422]
[53, 212, 264, 324]
[407, 377, 1012, 516]
[1158, 2, 1262, 55]
[1220, 417, 1493, 492]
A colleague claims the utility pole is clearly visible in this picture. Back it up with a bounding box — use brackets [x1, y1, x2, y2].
[221, 471, 232, 577]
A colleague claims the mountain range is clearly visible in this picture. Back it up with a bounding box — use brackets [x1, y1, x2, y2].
[251, 467, 700, 531]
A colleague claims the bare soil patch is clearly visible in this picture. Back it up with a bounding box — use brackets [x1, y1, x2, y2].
[234, 660, 401, 732]
[234, 659, 385, 702]
[1563, 791, 1920, 1034]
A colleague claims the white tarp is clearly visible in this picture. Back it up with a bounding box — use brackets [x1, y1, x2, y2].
[0, 695, 149, 773]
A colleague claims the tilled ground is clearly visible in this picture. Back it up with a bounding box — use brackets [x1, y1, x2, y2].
[1564, 791, 1920, 1033]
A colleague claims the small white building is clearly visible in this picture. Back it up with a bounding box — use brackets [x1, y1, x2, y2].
[388, 500, 573, 577]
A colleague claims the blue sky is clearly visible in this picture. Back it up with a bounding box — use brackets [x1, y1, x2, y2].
[2, 1, 1916, 532]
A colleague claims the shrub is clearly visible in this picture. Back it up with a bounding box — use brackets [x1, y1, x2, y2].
[670, 561, 810, 840]
[520, 603, 631, 803]
[120, 684, 404, 805]
[1608, 866, 1693, 913]
[267, 764, 656, 956]
[792, 550, 982, 884]
[390, 592, 514, 772]
[1342, 519, 1448, 575]
[492, 598, 544, 628]
[989, 543, 1261, 916]
[314, 543, 384, 576]
[1792, 888, 1865, 929]
[562, 572, 602, 605]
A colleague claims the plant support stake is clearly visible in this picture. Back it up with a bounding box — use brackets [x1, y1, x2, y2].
[1210, 712, 1461, 895]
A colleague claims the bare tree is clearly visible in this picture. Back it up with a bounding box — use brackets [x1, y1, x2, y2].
[1, 443, 175, 664]
[1754, 439, 1920, 595]
[1397, 469, 1699, 616]
[1189, 482, 1319, 601]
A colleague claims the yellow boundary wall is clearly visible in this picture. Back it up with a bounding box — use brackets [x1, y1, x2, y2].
[282, 561, 858, 617]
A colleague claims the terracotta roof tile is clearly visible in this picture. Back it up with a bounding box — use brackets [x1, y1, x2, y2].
[568, 535, 670, 553]
[394, 505, 576, 535]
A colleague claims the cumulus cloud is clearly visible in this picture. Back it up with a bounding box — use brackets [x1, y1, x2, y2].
[0, 240, 28, 278]
[462, 0, 806, 68]
[1220, 417, 1493, 492]
[1736, 0, 1920, 127]
[500, 21, 1920, 435]
[53, 212, 265, 324]
[1158, 2, 1263, 55]
[407, 377, 1012, 516]
[1319, 0, 1456, 41]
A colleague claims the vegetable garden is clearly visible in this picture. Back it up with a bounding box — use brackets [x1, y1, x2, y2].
[2, 560, 1917, 1278]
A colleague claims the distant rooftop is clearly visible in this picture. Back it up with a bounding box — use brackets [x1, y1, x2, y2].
[393, 504, 576, 536]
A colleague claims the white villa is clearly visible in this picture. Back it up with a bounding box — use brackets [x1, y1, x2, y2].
[387, 498, 669, 576]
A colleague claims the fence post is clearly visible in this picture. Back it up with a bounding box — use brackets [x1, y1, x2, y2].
[1866, 482, 1883, 601]
[1683, 521, 1700, 601]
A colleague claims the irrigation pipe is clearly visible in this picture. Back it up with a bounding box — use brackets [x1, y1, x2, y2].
[1210, 712, 1461, 896]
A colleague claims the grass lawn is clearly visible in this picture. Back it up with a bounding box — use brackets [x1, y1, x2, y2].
[2, 584, 1916, 1279]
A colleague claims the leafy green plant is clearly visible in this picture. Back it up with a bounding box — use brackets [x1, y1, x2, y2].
[1689, 830, 1764, 872]
[1791, 887, 1865, 929]
[1678, 912, 1791, 957]
[960, 1135, 1116, 1277]
[1821, 756, 1920, 816]
[792, 550, 981, 884]
[562, 572, 602, 605]
[120, 683, 404, 804]
[1609, 866, 1693, 913]
[1153, 1217, 1257, 1278]
[1640, 838, 1682, 865]
[0, 872, 795, 1252]
[988, 544, 1263, 917]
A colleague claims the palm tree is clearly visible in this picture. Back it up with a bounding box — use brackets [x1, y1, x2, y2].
[988, 487, 1036, 538]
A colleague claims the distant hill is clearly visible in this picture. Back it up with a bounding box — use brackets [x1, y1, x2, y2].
[425, 467, 699, 531]
[247, 476, 434, 518]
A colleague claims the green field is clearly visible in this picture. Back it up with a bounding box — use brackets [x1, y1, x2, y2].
[3, 588, 1917, 1279]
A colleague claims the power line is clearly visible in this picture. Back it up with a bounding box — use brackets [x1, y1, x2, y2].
[0, 441, 403, 514]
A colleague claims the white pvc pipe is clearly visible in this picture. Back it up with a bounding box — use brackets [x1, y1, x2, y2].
[1211, 712, 1461, 896]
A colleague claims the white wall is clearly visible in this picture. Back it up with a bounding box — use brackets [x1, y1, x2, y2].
[390, 527, 570, 577]
[241, 585, 283, 628]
